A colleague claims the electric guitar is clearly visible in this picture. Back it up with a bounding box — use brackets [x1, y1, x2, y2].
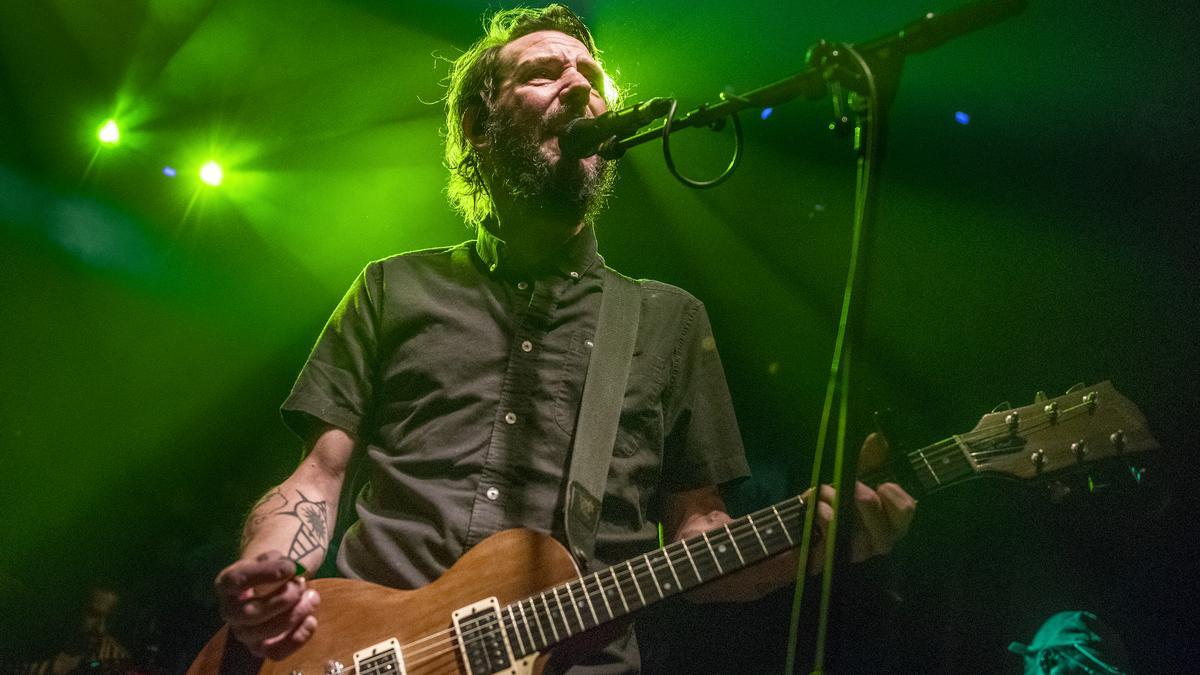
[187, 381, 1157, 675]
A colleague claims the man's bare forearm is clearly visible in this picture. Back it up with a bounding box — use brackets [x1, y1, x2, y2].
[239, 483, 337, 572]
[237, 431, 353, 572]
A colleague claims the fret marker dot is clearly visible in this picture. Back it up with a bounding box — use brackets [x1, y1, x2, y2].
[664, 582, 672, 590]
[766, 528, 774, 535]
[718, 544, 727, 553]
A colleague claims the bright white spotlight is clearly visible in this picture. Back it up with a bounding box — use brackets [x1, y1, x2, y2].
[98, 119, 120, 145]
[199, 161, 223, 186]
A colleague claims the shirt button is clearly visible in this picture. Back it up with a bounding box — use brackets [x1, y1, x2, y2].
[504, 412, 517, 424]
[569, 271, 580, 279]
[520, 340, 533, 352]
[486, 486, 500, 501]
[489, 263, 497, 272]
[517, 281, 529, 290]
[584, 339, 594, 349]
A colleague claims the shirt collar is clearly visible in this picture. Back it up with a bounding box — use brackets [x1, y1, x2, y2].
[475, 221, 602, 280]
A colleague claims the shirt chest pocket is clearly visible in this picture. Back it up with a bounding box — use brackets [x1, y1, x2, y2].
[552, 330, 667, 458]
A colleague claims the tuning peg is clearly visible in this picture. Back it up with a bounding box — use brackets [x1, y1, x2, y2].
[1030, 448, 1046, 473]
[991, 400, 1012, 413]
[1071, 440, 1088, 462]
[1110, 429, 1126, 453]
[1034, 390, 1048, 403]
[1043, 401, 1060, 423]
[1065, 382, 1087, 395]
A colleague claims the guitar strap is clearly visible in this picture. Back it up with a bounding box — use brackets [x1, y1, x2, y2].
[564, 268, 641, 566]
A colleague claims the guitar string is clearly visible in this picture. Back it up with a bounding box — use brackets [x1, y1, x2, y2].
[329, 397, 1104, 670]
[285, 502, 807, 675]
[908, 408, 1094, 483]
[389, 498, 811, 668]
[384, 395, 1100, 668]
[912, 397, 1096, 461]
[900, 399, 1098, 479]
[906, 401, 1086, 464]
[401, 500, 809, 669]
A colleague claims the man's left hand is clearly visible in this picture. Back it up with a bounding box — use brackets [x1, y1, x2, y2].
[802, 433, 916, 574]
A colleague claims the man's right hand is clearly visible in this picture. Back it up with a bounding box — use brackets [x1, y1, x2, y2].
[214, 551, 321, 661]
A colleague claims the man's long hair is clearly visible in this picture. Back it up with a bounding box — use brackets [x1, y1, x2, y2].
[443, 4, 620, 227]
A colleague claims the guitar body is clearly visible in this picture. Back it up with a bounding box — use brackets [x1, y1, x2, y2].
[188, 529, 581, 675]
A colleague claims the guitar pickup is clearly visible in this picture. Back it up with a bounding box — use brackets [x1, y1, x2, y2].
[353, 637, 406, 675]
[453, 597, 531, 675]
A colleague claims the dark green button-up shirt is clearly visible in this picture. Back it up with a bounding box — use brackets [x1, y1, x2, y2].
[281, 224, 748, 667]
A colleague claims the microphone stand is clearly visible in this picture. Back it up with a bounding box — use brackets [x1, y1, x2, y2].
[787, 39, 901, 675]
[605, 0, 1026, 160]
[604, 2, 1027, 673]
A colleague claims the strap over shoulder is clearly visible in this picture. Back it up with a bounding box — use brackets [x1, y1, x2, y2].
[564, 268, 642, 565]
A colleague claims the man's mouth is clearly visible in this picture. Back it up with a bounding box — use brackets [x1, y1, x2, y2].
[549, 111, 590, 138]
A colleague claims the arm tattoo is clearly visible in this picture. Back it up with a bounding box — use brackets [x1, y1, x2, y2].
[241, 488, 330, 559]
[286, 491, 329, 560]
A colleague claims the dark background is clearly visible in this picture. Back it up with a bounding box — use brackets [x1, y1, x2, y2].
[1, 0, 1196, 672]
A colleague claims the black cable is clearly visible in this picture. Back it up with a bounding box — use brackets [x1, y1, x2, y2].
[661, 93, 744, 189]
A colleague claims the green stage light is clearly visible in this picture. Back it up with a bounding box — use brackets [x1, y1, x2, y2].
[199, 161, 223, 186]
[98, 119, 120, 145]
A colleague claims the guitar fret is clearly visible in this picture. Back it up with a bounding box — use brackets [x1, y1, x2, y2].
[915, 448, 941, 486]
[506, 606, 525, 656]
[747, 514, 769, 555]
[662, 546, 683, 591]
[540, 591, 561, 642]
[701, 532, 724, 574]
[564, 582, 587, 631]
[724, 524, 747, 566]
[771, 505, 794, 545]
[680, 539, 702, 583]
[527, 598, 548, 647]
[642, 555, 664, 598]
[625, 560, 647, 606]
[578, 575, 601, 625]
[610, 567, 630, 613]
[592, 572, 614, 619]
[554, 586, 579, 635]
[516, 600, 539, 652]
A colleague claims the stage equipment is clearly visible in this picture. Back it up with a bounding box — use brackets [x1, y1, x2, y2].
[565, 1, 1030, 672]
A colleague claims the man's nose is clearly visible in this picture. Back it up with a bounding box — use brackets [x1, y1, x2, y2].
[560, 69, 592, 109]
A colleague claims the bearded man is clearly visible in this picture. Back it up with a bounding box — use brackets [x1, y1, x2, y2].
[213, 5, 915, 672]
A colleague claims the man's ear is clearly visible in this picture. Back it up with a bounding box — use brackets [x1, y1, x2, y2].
[463, 106, 489, 150]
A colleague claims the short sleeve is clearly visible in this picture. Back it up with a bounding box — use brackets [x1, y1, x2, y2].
[281, 263, 382, 446]
[662, 301, 750, 490]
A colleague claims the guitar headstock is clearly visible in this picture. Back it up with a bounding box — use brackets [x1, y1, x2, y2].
[958, 381, 1158, 482]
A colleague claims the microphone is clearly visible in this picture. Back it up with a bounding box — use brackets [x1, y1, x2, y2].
[559, 98, 673, 160]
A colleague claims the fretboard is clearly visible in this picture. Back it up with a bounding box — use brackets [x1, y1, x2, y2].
[497, 495, 807, 656]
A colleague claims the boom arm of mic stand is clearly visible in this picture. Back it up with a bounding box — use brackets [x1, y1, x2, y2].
[604, 0, 1027, 158]
[605, 67, 827, 158]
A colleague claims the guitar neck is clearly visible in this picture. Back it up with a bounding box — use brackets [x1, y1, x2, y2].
[860, 380, 1156, 495]
[497, 496, 807, 656]
[858, 435, 976, 496]
[496, 382, 1155, 657]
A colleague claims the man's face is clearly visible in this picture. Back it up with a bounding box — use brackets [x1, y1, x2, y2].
[481, 30, 615, 220]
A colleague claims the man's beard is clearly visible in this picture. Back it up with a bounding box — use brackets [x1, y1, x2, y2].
[482, 106, 617, 225]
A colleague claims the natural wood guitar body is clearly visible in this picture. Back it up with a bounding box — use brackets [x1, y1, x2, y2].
[188, 529, 581, 675]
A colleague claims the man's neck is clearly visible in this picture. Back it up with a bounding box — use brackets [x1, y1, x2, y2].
[489, 204, 586, 270]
